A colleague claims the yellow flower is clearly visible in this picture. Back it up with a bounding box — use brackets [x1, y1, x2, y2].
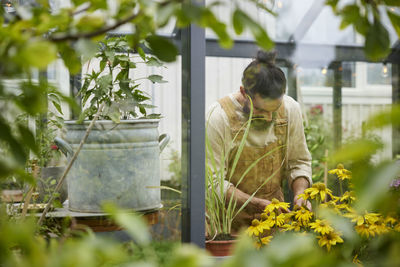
[261, 236, 273, 245]
[264, 198, 290, 213]
[283, 211, 296, 222]
[319, 200, 341, 214]
[336, 203, 353, 213]
[328, 163, 352, 180]
[310, 219, 334, 235]
[372, 218, 390, 235]
[282, 221, 302, 232]
[304, 182, 333, 201]
[363, 212, 381, 225]
[246, 219, 269, 237]
[294, 206, 313, 223]
[340, 191, 356, 204]
[267, 212, 286, 227]
[353, 254, 363, 266]
[254, 236, 273, 249]
[296, 192, 309, 201]
[317, 231, 344, 251]
[384, 216, 397, 226]
[331, 195, 341, 203]
[355, 223, 376, 238]
[346, 211, 380, 226]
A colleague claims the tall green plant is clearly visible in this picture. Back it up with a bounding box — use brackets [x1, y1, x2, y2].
[205, 97, 284, 239]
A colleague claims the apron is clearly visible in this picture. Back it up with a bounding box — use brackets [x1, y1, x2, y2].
[218, 96, 288, 232]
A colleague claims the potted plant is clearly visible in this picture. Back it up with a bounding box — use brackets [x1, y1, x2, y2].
[205, 98, 282, 256]
[57, 37, 170, 213]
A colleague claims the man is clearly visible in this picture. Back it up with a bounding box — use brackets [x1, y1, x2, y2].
[206, 51, 312, 231]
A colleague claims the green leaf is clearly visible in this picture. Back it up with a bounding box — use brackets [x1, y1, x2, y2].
[75, 14, 105, 32]
[20, 40, 57, 70]
[16, 82, 47, 115]
[88, 0, 108, 10]
[200, 9, 232, 48]
[115, 69, 128, 83]
[156, 2, 178, 27]
[71, 0, 87, 6]
[0, 118, 27, 165]
[353, 16, 370, 36]
[383, 0, 400, 6]
[146, 57, 163, 67]
[48, 93, 63, 115]
[233, 9, 274, 51]
[108, 112, 120, 123]
[363, 104, 400, 130]
[147, 74, 167, 83]
[365, 17, 391, 61]
[387, 10, 400, 39]
[355, 161, 400, 212]
[99, 59, 107, 72]
[0, 160, 14, 179]
[116, 55, 129, 62]
[17, 124, 38, 154]
[105, 50, 115, 63]
[339, 5, 360, 30]
[146, 35, 178, 62]
[332, 139, 383, 163]
[76, 39, 99, 63]
[51, 100, 63, 115]
[137, 46, 146, 60]
[233, 10, 244, 35]
[57, 44, 81, 74]
[98, 74, 113, 92]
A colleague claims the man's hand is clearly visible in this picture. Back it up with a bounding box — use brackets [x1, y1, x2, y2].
[250, 197, 271, 213]
[292, 176, 312, 211]
[294, 194, 312, 211]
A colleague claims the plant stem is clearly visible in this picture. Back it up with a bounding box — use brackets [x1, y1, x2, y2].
[37, 103, 105, 226]
[339, 180, 343, 196]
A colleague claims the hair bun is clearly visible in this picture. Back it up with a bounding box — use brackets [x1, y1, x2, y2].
[256, 50, 276, 65]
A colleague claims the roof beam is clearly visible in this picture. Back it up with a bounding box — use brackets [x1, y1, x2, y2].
[288, 0, 325, 43]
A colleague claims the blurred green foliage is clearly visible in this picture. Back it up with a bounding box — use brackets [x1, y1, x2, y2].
[327, 0, 400, 61]
[0, 0, 399, 266]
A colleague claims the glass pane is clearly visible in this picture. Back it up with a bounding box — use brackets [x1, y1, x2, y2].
[367, 63, 392, 86]
[298, 62, 355, 88]
[275, 0, 357, 45]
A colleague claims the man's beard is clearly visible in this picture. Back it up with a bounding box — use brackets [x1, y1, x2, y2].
[243, 105, 274, 131]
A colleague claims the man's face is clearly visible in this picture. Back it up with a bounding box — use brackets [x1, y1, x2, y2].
[243, 93, 283, 130]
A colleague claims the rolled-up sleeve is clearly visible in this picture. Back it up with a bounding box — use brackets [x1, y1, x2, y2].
[286, 101, 312, 188]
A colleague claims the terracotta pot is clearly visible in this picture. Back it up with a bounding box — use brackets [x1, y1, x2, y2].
[205, 239, 236, 257]
[1, 190, 23, 203]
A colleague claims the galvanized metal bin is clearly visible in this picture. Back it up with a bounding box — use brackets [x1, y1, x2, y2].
[60, 119, 169, 213]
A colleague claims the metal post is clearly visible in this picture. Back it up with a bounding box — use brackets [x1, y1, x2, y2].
[69, 73, 81, 120]
[181, 2, 206, 247]
[392, 63, 400, 158]
[332, 62, 342, 150]
[286, 62, 298, 100]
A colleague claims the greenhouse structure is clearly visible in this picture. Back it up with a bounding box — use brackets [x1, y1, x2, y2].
[1, 0, 400, 266]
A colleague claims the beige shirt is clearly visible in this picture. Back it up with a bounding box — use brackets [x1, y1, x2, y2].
[206, 93, 312, 194]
